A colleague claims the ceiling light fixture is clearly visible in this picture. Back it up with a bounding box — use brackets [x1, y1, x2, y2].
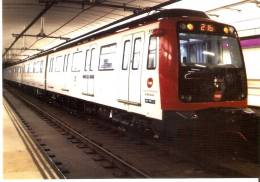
[225, 7, 242, 12]
[256, 0, 260, 7]
[207, 13, 220, 18]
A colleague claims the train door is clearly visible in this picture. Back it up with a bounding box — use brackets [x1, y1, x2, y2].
[81, 49, 89, 95]
[71, 50, 85, 95]
[61, 53, 71, 92]
[118, 35, 132, 103]
[129, 32, 144, 105]
[87, 45, 97, 96]
[118, 32, 144, 106]
[53, 56, 64, 89]
[80, 45, 96, 97]
[47, 58, 54, 89]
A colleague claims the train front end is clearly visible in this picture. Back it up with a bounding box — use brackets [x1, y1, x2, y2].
[178, 22, 247, 108]
[159, 18, 252, 124]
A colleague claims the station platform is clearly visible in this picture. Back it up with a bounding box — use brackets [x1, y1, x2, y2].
[3, 100, 58, 179]
[3, 102, 44, 179]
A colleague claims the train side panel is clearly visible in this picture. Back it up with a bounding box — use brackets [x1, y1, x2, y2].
[45, 22, 162, 120]
[21, 56, 46, 90]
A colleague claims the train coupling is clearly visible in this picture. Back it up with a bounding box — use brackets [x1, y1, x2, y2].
[176, 111, 199, 120]
[174, 107, 256, 122]
[240, 107, 257, 121]
[241, 107, 255, 115]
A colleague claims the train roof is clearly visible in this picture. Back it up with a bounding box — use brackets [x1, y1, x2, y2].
[14, 9, 209, 65]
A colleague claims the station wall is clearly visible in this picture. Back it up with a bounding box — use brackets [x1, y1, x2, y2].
[241, 39, 260, 107]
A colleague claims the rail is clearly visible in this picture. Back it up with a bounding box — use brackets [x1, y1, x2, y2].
[9, 90, 151, 178]
[3, 98, 64, 179]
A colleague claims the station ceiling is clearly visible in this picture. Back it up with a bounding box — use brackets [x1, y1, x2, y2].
[166, 0, 260, 37]
[3, 0, 260, 64]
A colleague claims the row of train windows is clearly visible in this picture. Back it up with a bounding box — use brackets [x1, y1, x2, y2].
[9, 60, 44, 73]
[9, 67, 21, 73]
[25, 61, 44, 73]
[48, 36, 157, 73]
[9, 36, 157, 74]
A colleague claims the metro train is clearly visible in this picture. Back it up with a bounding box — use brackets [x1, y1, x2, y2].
[4, 9, 250, 135]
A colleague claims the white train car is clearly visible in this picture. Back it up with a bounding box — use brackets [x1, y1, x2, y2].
[22, 56, 46, 90]
[45, 21, 162, 119]
[3, 64, 22, 84]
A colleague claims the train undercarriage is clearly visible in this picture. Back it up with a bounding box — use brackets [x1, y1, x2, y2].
[5, 80, 259, 162]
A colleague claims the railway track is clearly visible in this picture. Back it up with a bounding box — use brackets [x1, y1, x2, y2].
[3, 99, 64, 179]
[4, 85, 260, 178]
[4, 88, 150, 178]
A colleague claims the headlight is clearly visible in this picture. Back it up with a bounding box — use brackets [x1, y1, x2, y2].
[240, 93, 246, 99]
[181, 95, 192, 102]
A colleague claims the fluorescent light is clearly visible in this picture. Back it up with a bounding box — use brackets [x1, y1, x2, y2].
[203, 50, 215, 56]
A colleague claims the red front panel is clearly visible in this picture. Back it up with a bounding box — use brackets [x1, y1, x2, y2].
[158, 19, 179, 110]
[158, 19, 247, 111]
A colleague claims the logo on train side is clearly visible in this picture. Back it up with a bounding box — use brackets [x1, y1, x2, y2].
[147, 78, 153, 88]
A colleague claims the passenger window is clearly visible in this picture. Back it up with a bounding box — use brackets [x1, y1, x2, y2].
[99, 43, 117, 70]
[34, 62, 37, 73]
[33, 62, 36, 73]
[66, 54, 70, 72]
[40, 61, 43, 73]
[63, 55, 67, 72]
[35, 62, 38, 73]
[84, 50, 89, 71]
[63, 54, 70, 72]
[37, 62, 39, 73]
[34, 62, 38, 73]
[55, 56, 63, 72]
[72, 51, 83, 72]
[32, 63, 36, 73]
[89, 48, 96, 71]
[49, 58, 54, 72]
[132, 38, 142, 70]
[38, 61, 41, 73]
[31, 64, 33, 73]
[28, 64, 32, 73]
[122, 40, 131, 70]
[147, 36, 157, 69]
